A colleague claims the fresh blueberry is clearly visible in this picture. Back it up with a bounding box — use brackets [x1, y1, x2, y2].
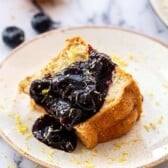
[2, 26, 25, 48]
[31, 12, 53, 33]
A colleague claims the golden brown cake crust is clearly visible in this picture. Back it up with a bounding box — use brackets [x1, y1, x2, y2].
[18, 36, 142, 149]
[74, 69, 142, 148]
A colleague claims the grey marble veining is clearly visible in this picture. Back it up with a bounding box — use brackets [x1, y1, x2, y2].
[0, 0, 168, 168]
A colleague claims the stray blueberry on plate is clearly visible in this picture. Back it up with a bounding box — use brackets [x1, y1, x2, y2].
[2, 26, 25, 48]
[31, 12, 53, 33]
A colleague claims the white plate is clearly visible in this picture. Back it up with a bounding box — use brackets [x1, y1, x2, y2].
[150, 0, 168, 26]
[0, 27, 168, 168]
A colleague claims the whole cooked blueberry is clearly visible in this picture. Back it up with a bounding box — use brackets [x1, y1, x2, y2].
[97, 55, 115, 79]
[51, 75, 69, 95]
[63, 66, 82, 75]
[31, 12, 53, 33]
[75, 90, 95, 111]
[45, 100, 71, 119]
[30, 79, 51, 105]
[55, 100, 71, 117]
[32, 115, 77, 152]
[2, 26, 25, 48]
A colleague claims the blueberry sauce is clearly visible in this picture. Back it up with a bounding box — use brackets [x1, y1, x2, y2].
[30, 48, 116, 152]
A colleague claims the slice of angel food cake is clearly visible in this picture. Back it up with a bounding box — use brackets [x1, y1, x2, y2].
[19, 36, 142, 152]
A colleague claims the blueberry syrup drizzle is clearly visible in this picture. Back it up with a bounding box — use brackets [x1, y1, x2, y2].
[30, 48, 116, 152]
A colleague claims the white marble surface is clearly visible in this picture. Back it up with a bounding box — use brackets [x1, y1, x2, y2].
[0, 0, 168, 167]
